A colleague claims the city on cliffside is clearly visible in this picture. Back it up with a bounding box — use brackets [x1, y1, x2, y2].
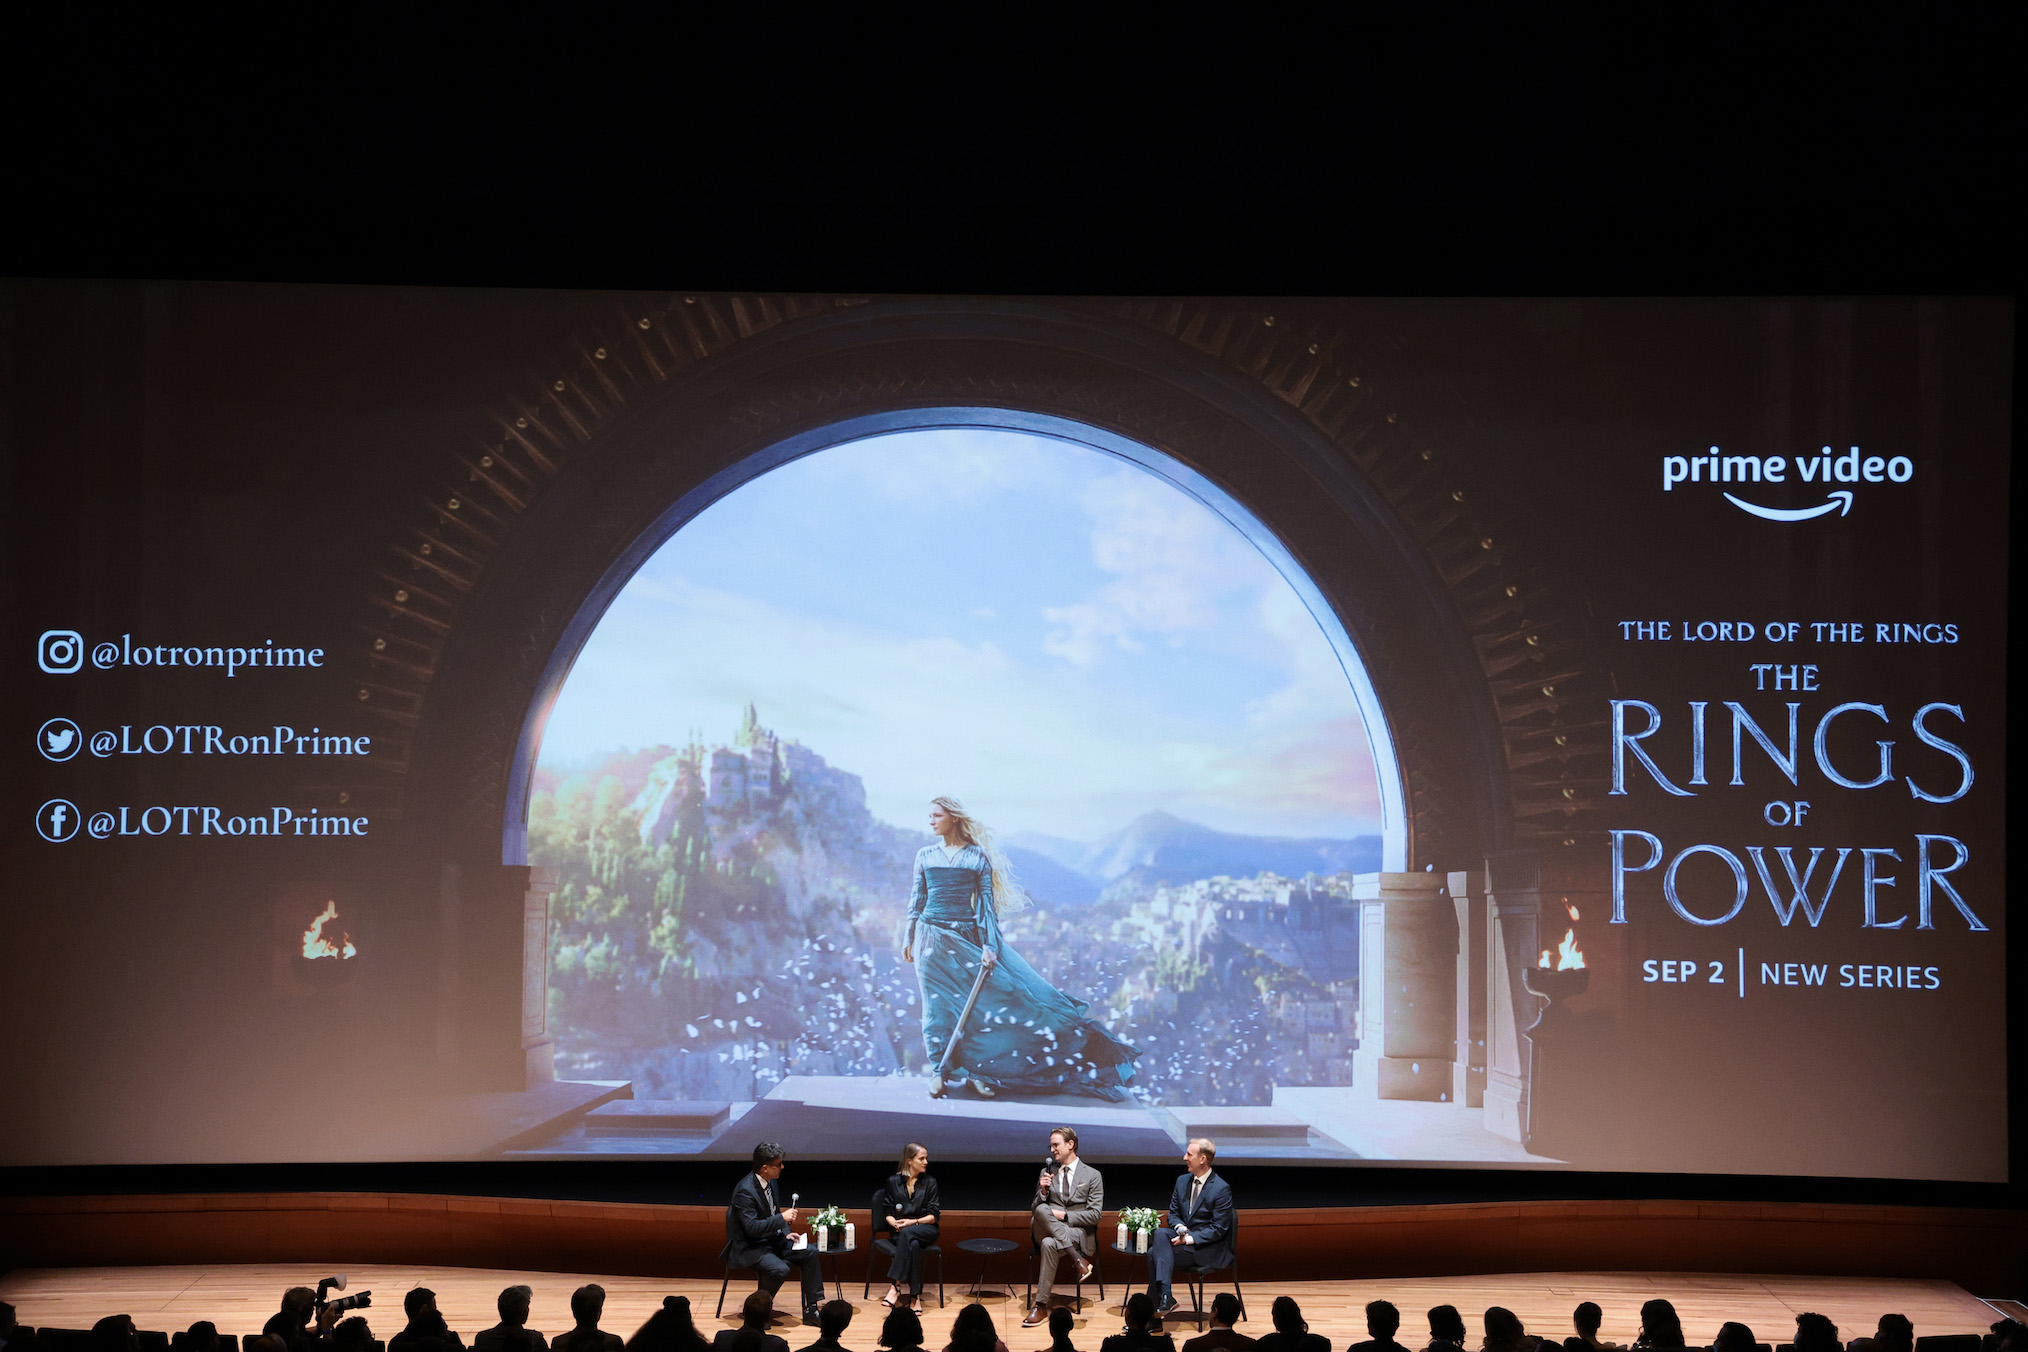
[530, 706, 1379, 1106]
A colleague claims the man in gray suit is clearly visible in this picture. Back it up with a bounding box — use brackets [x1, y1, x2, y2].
[1023, 1126, 1103, 1327]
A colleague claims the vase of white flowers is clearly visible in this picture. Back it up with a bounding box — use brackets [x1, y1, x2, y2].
[1119, 1206, 1161, 1254]
[810, 1205, 848, 1250]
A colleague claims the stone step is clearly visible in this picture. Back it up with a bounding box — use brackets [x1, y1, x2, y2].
[585, 1099, 732, 1134]
[1162, 1106, 1314, 1141]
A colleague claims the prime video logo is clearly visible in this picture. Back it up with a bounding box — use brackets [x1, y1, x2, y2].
[1663, 446, 1913, 522]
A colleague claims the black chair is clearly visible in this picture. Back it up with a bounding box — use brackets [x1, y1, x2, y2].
[1916, 1339, 1981, 1352]
[862, 1189, 945, 1308]
[137, 1334, 170, 1352]
[1028, 1235, 1105, 1311]
[1180, 1211, 1244, 1330]
[170, 1334, 240, 1352]
[37, 1330, 94, 1352]
[716, 1263, 760, 1319]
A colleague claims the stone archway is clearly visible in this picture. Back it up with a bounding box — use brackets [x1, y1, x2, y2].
[354, 296, 1609, 1139]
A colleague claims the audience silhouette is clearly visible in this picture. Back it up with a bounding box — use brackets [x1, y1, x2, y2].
[1634, 1304, 1685, 1352]
[1714, 1323, 1758, 1352]
[625, 1298, 708, 1352]
[88, 1318, 139, 1352]
[3, 1304, 53, 1352]
[1351, 1304, 1410, 1352]
[1425, 1309, 1467, 1352]
[797, 1303, 855, 1352]
[554, 1287, 624, 1352]
[1792, 1315, 1839, 1352]
[1099, 1297, 1175, 1352]
[1251, 1299, 1325, 1352]
[1180, 1297, 1252, 1352]
[714, 1296, 789, 1352]
[393, 1290, 465, 1352]
[1866, 1314, 1913, 1352]
[476, 1289, 546, 1352]
[8, 1277, 2005, 1352]
[877, 1310, 925, 1352]
[264, 1291, 322, 1352]
[1038, 1309, 1079, 1352]
[943, 1306, 1006, 1352]
[1479, 1309, 1527, 1352]
[1567, 1304, 1616, 1352]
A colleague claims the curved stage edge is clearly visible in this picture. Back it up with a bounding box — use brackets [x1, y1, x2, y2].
[3, 1195, 2022, 1296]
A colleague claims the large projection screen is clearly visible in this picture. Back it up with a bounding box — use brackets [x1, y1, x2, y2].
[0, 288, 2009, 1181]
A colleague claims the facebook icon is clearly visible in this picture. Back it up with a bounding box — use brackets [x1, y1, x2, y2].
[36, 799, 80, 842]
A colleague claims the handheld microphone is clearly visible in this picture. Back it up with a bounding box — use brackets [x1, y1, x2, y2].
[1038, 1155, 1056, 1192]
[790, 1192, 799, 1210]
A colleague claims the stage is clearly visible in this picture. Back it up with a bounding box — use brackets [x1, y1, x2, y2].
[0, 1265, 2011, 1347]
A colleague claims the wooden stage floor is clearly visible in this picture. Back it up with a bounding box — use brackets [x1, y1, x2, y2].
[0, 1266, 2009, 1346]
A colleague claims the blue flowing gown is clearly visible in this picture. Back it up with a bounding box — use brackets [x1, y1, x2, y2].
[906, 843, 1138, 1099]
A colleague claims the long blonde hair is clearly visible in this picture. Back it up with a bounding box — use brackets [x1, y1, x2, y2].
[932, 796, 1031, 914]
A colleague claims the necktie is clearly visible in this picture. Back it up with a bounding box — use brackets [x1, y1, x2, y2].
[1188, 1177, 1202, 1214]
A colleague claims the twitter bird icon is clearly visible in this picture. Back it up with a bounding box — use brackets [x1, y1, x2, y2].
[38, 717, 82, 762]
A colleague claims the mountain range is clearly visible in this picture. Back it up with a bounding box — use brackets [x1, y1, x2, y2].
[536, 744, 1379, 910]
[1005, 811, 1381, 906]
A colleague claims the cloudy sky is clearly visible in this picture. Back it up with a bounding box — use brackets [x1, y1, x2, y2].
[535, 428, 1383, 842]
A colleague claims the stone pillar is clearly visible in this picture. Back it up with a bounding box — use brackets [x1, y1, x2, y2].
[1352, 872, 1457, 1100]
[439, 861, 537, 1093]
[435, 861, 464, 1076]
[523, 867, 557, 1083]
[1446, 869, 1488, 1108]
[1483, 850, 1543, 1142]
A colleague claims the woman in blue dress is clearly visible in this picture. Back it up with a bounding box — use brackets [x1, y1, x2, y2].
[903, 796, 1138, 1100]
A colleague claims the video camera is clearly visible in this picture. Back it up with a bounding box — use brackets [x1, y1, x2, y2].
[316, 1276, 373, 1318]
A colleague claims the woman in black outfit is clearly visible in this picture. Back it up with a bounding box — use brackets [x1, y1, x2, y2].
[879, 1142, 943, 1312]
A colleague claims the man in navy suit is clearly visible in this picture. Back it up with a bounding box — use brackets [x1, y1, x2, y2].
[722, 1141, 826, 1322]
[1146, 1138, 1234, 1319]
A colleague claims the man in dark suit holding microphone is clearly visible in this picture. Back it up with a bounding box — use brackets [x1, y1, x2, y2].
[1147, 1138, 1233, 1319]
[722, 1141, 825, 1323]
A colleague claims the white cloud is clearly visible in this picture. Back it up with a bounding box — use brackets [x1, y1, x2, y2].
[1042, 469, 1263, 665]
[539, 573, 1380, 841]
[1244, 584, 1367, 731]
[537, 437, 1387, 843]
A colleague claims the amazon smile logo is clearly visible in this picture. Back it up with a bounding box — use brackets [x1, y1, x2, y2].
[1662, 446, 1913, 521]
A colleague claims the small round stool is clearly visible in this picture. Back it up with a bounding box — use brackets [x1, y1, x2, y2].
[956, 1236, 1020, 1303]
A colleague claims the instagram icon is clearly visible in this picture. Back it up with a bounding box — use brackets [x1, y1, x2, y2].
[37, 630, 83, 674]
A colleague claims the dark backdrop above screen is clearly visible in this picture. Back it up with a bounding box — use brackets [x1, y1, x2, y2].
[0, 288, 2010, 1182]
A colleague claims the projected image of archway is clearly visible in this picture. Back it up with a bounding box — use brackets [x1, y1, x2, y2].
[528, 427, 1388, 1132]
